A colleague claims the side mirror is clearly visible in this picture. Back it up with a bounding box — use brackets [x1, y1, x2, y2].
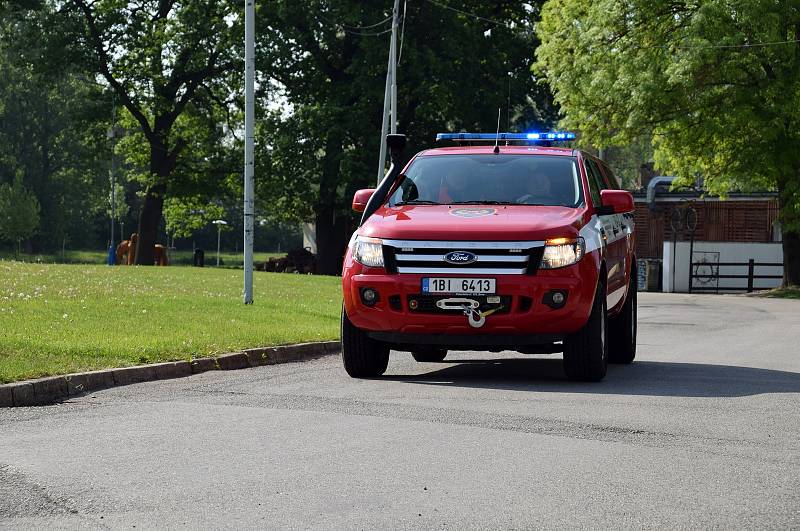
[386, 134, 406, 161]
[352, 189, 376, 213]
[597, 189, 634, 215]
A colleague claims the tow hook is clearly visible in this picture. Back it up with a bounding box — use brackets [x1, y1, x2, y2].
[467, 308, 486, 328]
[435, 298, 503, 329]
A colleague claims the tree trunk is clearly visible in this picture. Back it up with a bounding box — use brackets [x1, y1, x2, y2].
[314, 127, 346, 275]
[783, 229, 800, 286]
[778, 177, 800, 286]
[315, 207, 351, 275]
[135, 182, 166, 265]
[135, 138, 173, 265]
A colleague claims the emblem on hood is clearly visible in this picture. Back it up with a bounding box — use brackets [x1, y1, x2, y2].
[450, 208, 496, 218]
[444, 251, 478, 265]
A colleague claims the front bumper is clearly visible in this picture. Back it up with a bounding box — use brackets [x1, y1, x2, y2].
[342, 252, 600, 341]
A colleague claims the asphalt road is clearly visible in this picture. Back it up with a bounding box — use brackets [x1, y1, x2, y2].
[1, 293, 799, 530]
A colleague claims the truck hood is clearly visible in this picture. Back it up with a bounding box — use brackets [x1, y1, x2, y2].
[359, 204, 588, 241]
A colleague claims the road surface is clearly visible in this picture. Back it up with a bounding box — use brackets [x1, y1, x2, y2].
[1, 293, 799, 529]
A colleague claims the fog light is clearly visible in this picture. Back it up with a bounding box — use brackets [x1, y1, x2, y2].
[361, 288, 379, 306]
[409, 299, 419, 310]
[543, 290, 568, 309]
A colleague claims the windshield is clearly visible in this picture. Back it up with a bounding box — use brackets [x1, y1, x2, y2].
[388, 154, 583, 207]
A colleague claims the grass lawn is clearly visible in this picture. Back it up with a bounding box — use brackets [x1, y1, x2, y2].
[0, 261, 342, 383]
[758, 286, 800, 299]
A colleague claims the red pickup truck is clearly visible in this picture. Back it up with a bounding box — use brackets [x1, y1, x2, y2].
[341, 133, 637, 381]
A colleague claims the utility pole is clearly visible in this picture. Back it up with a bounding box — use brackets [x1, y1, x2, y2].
[107, 94, 117, 265]
[376, 51, 391, 185]
[376, 0, 401, 185]
[390, 0, 398, 135]
[243, 0, 255, 303]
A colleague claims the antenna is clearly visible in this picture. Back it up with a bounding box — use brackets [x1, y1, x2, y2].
[493, 108, 501, 154]
[507, 75, 511, 130]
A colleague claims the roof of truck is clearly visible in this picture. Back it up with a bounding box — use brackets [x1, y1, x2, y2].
[417, 145, 576, 156]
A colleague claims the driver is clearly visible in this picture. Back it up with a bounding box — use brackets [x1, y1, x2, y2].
[439, 172, 473, 203]
[517, 172, 553, 204]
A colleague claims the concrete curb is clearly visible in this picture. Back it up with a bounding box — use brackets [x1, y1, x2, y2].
[0, 340, 340, 408]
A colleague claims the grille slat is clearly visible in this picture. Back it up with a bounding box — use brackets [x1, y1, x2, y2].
[398, 267, 528, 275]
[382, 239, 544, 275]
[395, 254, 528, 262]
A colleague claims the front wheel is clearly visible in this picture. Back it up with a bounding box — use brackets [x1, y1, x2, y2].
[563, 281, 608, 382]
[341, 307, 390, 378]
[609, 270, 637, 364]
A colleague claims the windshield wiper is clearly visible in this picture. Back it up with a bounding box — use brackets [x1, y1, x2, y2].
[394, 200, 441, 206]
[450, 200, 516, 205]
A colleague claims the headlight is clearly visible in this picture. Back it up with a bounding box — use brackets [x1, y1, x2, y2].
[352, 236, 384, 268]
[540, 237, 585, 269]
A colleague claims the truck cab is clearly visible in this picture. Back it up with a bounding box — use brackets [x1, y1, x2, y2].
[341, 133, 637, 381]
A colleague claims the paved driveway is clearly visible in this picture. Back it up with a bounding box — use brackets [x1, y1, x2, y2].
[1, 293, 799, 529]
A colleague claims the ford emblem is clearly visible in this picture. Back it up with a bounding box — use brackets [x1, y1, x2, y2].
[444, 251, 477, 265]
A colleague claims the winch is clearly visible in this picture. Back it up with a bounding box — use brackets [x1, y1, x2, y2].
[435, 297, 504, 328]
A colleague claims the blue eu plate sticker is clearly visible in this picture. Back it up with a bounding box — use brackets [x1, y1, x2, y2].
[422, 278, 430, 292]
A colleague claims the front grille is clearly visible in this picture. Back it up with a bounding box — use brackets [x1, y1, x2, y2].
[382, 239, 545, 275]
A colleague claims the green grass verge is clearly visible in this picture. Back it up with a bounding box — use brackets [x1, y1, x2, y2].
[758, 286, 800, 299]
[0, 249, 284, 268]
[0, 261, 342, 383]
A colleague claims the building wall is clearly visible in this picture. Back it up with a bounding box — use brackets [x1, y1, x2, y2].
[662, 241, 783, 293]
[634, 199, 780, 260]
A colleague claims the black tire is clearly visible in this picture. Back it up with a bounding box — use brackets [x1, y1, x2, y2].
[411, 349, 448, 362]
[609, 270, 637, 364]
[341, 307, 390, 378]
[563, 280, 608, 382]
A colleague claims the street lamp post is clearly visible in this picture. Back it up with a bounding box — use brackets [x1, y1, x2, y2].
[75, 75, 122, 265]
[212, 219, 228, 266]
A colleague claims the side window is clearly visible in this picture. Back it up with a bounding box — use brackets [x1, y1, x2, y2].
[598, 162, 619, 189]
[584, 159, 604, 207]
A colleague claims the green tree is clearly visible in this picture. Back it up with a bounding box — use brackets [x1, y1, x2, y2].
[536, 0, 800, 285]
[0, 176, 41, 257]
[258, 0, 556, 274]
[163, 197, 225, 240]
[45, 0, 243, 264]
[0, 4, 112, 252]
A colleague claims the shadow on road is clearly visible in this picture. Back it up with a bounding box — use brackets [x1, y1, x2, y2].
[384, 358, 800, 398]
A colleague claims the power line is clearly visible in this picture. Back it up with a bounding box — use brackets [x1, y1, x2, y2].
[321, 12, 392, 36]
[665, 38, 800, 50]
[601, 37, 800, 52]
[424, 0, 516, 30]
[341, 26, 393, 37]
[340, 15, 392, 31]
[425, 1, 800, 50]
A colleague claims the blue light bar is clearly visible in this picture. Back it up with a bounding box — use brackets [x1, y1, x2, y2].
[436, 132, 576, 142]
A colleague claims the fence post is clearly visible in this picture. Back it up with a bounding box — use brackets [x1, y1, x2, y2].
[747, 259, 755, 293]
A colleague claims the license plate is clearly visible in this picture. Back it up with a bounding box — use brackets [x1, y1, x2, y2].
[422, 278, 496, 294]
